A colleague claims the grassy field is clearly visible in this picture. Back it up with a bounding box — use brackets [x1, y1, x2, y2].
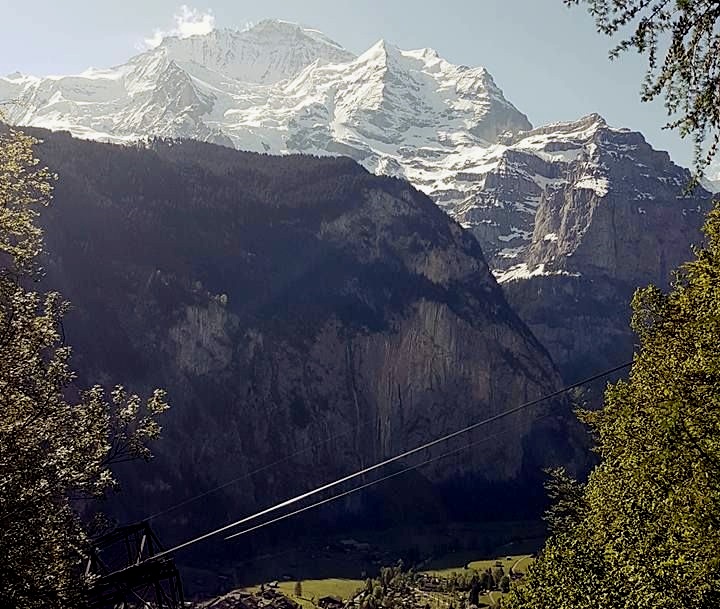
[422, 553, 533, 577]
[510, 555, 533, 574]
[244, 578, 364, 608]
[280, 578, 364, 602]
[482, 590, 504, 606]
[421, 552, 535, 606]
[242, 551, 534, 608]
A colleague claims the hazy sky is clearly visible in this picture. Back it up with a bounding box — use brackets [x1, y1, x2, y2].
[0, 0, 707, 170]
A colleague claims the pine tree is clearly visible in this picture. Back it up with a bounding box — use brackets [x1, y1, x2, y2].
[469, 580, 481, 606]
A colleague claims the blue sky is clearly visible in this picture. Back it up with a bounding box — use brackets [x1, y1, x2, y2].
[0, 0, 703, 169]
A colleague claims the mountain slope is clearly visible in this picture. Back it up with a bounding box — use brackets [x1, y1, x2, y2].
[4, 24, 705, 274]
[479, 114, 714, 379]
[31, 130, 580, 548]
[455, 113, 712, 274]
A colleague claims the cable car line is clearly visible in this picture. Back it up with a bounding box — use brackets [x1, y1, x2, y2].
[224, 420, 544, 541]
[151, 360, 631, 560]
[145, 413, 382, 522]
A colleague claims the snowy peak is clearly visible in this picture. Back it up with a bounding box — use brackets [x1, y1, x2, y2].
[703, 177, 720, 194]
[357, 39, 402, 65]
[1, 20, 530, 153]
[247, 19, 349, 53]
[454, 112, 713, 279]
[352, 40, 456, 85]
[355, 40, 501, 97]
[155, 20, 355, 84]
[518, 113, 607, 139]
[4, 71, 28, 81]
[315, 40, 531, 151]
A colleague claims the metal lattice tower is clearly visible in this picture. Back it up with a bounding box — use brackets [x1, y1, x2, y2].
[85, 521, 185, 609]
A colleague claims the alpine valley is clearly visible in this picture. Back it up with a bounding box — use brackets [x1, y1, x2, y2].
[3, 19, 716, 380]
[3, 18, 717, 582]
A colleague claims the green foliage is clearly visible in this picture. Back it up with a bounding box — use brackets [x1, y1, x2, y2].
[479, 571, 492, 591]
[507, 206, 720, 607]
[492, 567, 505, 585]
[0, 125, 169, 608]
[542, 467, 586, 534]
[565, 0, 720, 176]
[0, 125, 54, 274]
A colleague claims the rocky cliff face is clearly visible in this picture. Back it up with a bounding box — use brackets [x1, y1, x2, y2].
[32, 131, 577, 546]
[471, 115, 715, 380]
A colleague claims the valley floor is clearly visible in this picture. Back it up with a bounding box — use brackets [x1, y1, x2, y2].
[188, 520, 544, 607]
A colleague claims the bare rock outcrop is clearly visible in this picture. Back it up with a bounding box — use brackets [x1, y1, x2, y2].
[464, 115, 715, 381]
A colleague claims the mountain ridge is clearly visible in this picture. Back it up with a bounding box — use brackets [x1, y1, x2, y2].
[4, 21, 705, 270]
[5, 19, 714, 384]
[28, 128, 580, 546]
[0, 19, 530, 167]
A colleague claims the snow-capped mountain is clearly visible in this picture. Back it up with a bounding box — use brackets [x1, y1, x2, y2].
[1, 19, 530, 183]
[457, 113, 713, 275]
[1, 21, 354, 143]
[488, 113, 713, 382]
[2, 19, 713, 285]
[159, 20, 354, 84]
[703, 159, 720, 193]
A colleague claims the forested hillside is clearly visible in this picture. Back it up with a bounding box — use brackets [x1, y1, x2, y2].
[30, 130, 582, 556]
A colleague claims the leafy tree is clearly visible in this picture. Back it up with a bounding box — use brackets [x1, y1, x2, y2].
[565, 0, 720, 174]
[541, 467, 586, 534]
[373, 584, 384, 601]
[0, 124, 169, 609]
[506, 207, 720, 607]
